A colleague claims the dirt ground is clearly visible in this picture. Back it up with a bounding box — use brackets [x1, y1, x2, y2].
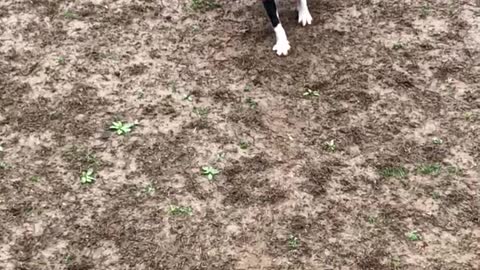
[1, 0, 479, 269]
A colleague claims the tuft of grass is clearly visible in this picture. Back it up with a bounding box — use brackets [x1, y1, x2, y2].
[380, 166, 408, 178]
[324, 140, 336, 152]
[287, 235, 300, 249]
[407, 230, 421, 241]
[201, 166, 220, 181]
[169, 205, 193, 216]
[80, 168, 96, 184]
[417, 164, 441, 176]
[367, 216, 377, 224]
[191, 0, 221, 11]
[109, 121, 136, 135]
[303, 88, 320, 97]
[30, 176, 41, 183]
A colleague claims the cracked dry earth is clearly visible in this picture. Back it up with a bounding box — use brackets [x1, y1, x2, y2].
[1, 0, 479, 269]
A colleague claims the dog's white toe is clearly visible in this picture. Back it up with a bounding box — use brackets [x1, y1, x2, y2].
[273, 39, 291, 56]
[298, 10, 312, 26]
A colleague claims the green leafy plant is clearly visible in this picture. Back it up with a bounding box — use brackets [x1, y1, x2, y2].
[432, 137, 443, 145]
[407, 230, 421, 241]
[287, 235, 300, 249]
[324, 140, 336, 152]
[0, 161, 9, 170]
[143, 183, 155, 196]
[169, 205, 193, 216]
[201, 166, 220, 181]
[57, 56, 66, 65]
[183, 93, 193, 102]
[392, 42, 404, 50]
[303, 88, 319, 97]
[110, 121, 136, 135]
[30, 176, 40, 183]
[417, 164, 441, 176]
[246, 98, 258, 109]
[381, 166, 408, 178]
[239, 141, 249, 150]
[80, 169, 96, 184]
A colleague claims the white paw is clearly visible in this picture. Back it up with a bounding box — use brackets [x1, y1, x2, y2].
[273, 39, 290, 56]
[298, 10, 312, 26]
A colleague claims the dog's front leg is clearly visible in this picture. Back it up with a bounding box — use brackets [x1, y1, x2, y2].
[263, 0, 290, 56]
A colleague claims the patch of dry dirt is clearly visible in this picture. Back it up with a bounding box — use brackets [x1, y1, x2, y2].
[1, 0, 479, 269]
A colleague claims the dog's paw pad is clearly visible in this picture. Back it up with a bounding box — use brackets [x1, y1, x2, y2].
[298, 10, 312, 26]
[273, 40, 291, 56]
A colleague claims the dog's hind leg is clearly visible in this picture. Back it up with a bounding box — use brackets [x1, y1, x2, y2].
[263, 0, 290, 56]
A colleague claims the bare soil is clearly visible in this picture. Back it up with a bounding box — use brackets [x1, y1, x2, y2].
[1, 0, 479, 269]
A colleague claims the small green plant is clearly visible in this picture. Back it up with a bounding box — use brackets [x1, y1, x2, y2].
[191, 0, 221, 11]
[324, 140, 336, 152]
[391, 256, 402, 270]
[0, 161, 9, 170]
[407, 230, 421, 241]
[244, 85, 252, 92]
[143, 183, 155, 195]
[446, 165, 462, 175]
[392, 42, 404, 50]
[246, 98, 258, 109]
[381, 166, 408, 178]
[303, 88, 319, 97]
[367, 216, 377, 224]
[431, 191, 441, 200]
[432, 137, 443, 145]
[80, 169, 96, 184]
[287, 235, 300, 249]
[169, 205, 193, 216]
[183, 93, 193, 102]
[239, 141, 249, 150]
[109, 121, 136, 135]
[201, 166, 220, 181]
[169, 81, 177, 93]
[417, 164, 441, 176]
[64, 254, 74, 265]
[464, 111, 475, 121]
[136, 90, 145, 99]
[193, 107, 210, 117]
[63, 10, 77, 19]
[57, 56, 66, 65]
[30, 176, 40, 183]
[420, 4, 430, 18]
